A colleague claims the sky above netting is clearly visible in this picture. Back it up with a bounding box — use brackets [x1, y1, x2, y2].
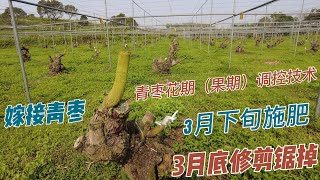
[0, 0, 319, 27]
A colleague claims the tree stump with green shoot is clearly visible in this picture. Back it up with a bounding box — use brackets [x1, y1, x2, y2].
[74, 51, 175, 180]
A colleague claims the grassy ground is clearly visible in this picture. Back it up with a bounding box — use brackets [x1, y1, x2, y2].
[0, 36, 319, 179]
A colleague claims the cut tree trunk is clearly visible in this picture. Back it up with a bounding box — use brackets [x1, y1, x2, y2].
[49, 54, 65, 75]
[235, 45, 244, 53]
[267, 43, 274, 48]
[152, 39, 180, 74]
[297, 40, 305, 46]
[21, 46, 31, 62]
[220, 42, 227, 49]
[311, 41, 319, 52]
[91, 47, 100, 60]
[75, 52, 174, 179]
[255, 37, 261, 47]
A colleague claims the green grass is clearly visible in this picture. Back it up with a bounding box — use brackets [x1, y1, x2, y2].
[0, 36, 319, 179]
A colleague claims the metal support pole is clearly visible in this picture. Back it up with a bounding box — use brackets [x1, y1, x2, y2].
[271, 16, 274, 40]
[69, 21, 74, 61]
[144, 11, 146, 52]
[158, 22, 160, 41]
[290, 21, 295, 44]
[316, 90, 320, 120]
[43, 25, 46, 47]
[132, 0, 135, 49]
[228, 0, 236, 72]
[261, 5, 267, 51]
[254, 14, 257, 39]
[294, 0, 305, 56]
[8, 0, 31, 103]
[156, 21, 158, 42]
[104, 0, 111, 69]
[50, 17, 56, 52]
[112, 30, 114, 48]
[63, 24, 67, 45]
[122, 28, 124, 45]
[200, 8, 203, 50]
[222, 28, 224, 38]
[80, 26, 83, 44]
[191, 19, 193, 47]
[244, 18, 248, 41]
[75, 22, 78, 47]
[307, 24, 310, 40]
[151, 19, 153, 45]
[36, 26, 40, 45]
[93, 14, 97, 48]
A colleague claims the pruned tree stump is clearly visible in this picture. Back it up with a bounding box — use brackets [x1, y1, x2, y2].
[152, 58, 175, 74]
[209, 40, 215, 46]
[75, 52, 175, 179]
[311, 40, 319, 52]
[267, 43, 275, 49]
[220, 43, 227, 49]
[21, 46, 31, 62]
[88, 40, 93, 49]
[235, 45, 244, 53]
[152, 39, 180, 74]
[297, 40, 305, 46]
[73, 42, 79, 48]
[255, 39, 261, 47]
[74, 102, 131, 163]
[91, 47, 100, 60]
[49, 54, 65, 75]
[75, 103, 174, 179]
